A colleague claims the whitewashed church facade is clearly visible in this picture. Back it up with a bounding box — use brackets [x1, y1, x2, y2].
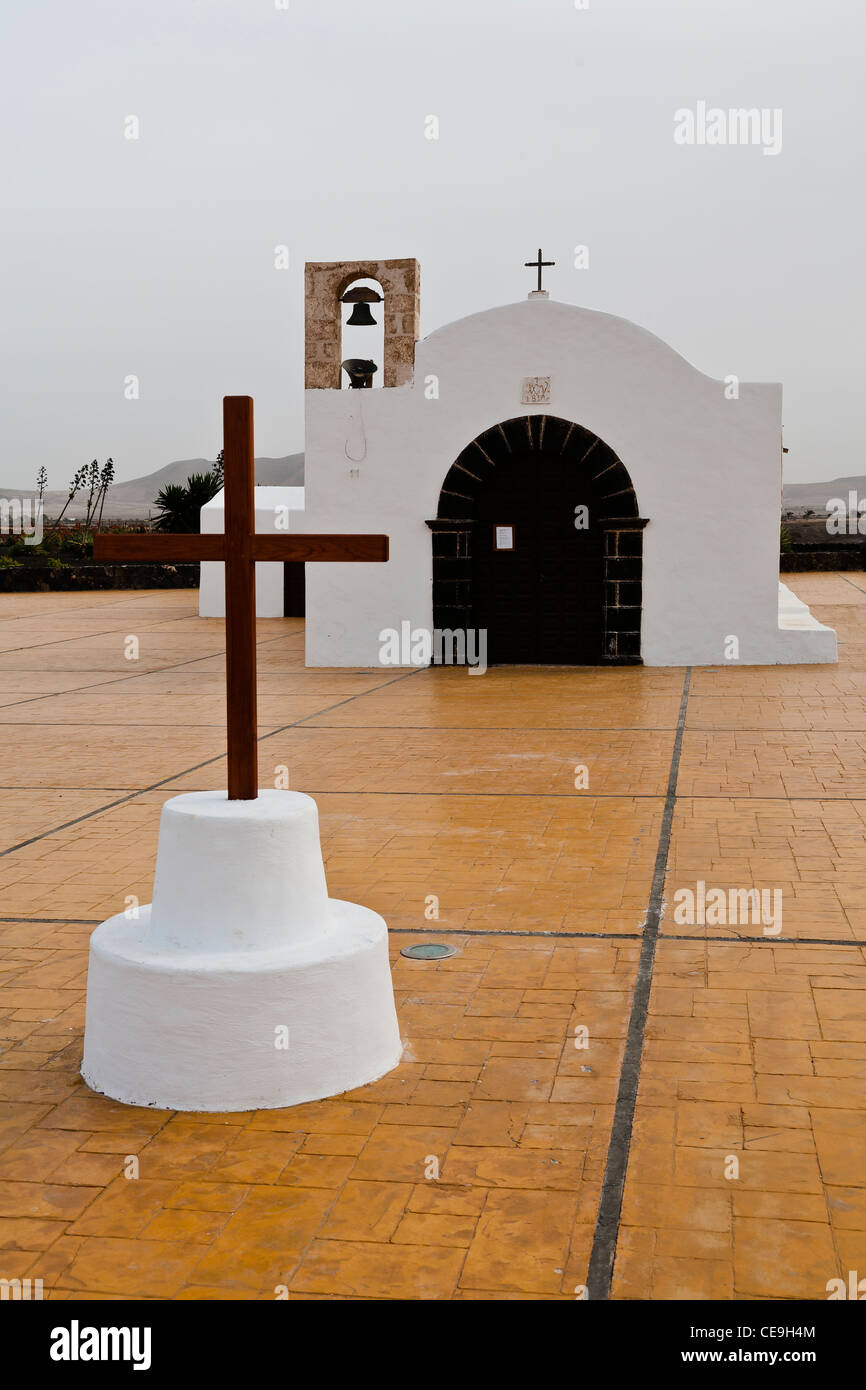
[201, 256, 836, 668]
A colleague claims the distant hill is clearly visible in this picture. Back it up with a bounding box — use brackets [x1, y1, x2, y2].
[3, 460, 858, 523]
[783, 476, 866, 514]
[1, 454, 304, 522]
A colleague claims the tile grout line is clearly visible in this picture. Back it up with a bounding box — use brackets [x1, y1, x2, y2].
[585, 665, 692, 1301]
[0, 608, 206, 661]
[0, 667, 425, 860]
[1, 916, 865, 950]
[389, 928, 866, 947]
[0, 640, 235, 714]
[7, 724, 866, 735]
[0, 619, 313, 716]
[7, 788, 866, 802]
[0, 589, 204, 625]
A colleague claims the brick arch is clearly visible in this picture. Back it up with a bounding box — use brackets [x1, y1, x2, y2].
[436, 414, 640, 521]
[332, 270, 383, 310]
[427, 415, 649, 664]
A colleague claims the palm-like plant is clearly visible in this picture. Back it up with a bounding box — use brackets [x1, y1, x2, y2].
[153, 471, 222, 533]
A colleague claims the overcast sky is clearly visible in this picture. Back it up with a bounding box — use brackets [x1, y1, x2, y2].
[2, 0, 863, 489]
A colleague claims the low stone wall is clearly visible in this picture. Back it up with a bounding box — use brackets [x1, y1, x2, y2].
[0, 563, 200, 593]
[1, 554, 861, 595]
[781, 551, 865, 572]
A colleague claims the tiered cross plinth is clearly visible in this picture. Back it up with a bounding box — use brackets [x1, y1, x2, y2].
[94, 396, 388, 799]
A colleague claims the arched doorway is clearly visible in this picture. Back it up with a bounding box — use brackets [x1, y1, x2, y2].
[427, 415, 648, 665]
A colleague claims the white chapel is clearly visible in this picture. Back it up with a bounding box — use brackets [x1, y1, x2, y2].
[200, 256, 836, 669]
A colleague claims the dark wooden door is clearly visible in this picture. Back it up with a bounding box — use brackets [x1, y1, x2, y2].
[283, 561, 305, 616]
[471, 449, 604, 664]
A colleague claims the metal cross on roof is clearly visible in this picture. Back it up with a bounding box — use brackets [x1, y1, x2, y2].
[524, 248, 555, 293]
[94, 397, 389, 800]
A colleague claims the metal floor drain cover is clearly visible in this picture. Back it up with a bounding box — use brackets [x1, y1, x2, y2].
[400, 942, 457, 961]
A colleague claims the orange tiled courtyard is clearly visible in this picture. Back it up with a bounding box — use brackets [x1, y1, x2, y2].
[1, 572, 865, 1300]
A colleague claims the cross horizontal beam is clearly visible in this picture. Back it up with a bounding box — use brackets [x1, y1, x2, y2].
[91, 397, 389, 799]
[93, 533, 390, 564]
[93, 534, 223, 562]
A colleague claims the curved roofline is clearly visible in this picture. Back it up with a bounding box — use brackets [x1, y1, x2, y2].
[416, 297, 753, 387]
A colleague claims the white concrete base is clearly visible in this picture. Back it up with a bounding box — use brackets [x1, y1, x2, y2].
[81, 790, 402, 1111]
[775, 581, 838, 662]
[81, 900, 401, 1111]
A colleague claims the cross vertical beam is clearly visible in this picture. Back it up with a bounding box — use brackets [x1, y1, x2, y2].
[524, 247, 555, 293]
[223, 396, 258, 799]
[92, 396, 389, 805]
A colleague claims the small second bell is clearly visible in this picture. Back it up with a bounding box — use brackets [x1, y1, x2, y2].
[342, 358, 378, 389]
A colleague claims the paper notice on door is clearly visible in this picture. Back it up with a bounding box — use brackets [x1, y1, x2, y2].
[495, 525, 514, 550]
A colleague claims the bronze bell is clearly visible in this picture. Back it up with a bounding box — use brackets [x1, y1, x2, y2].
[342, 358, 378, 389]
[341, 285, 382, 327]
[346, 300, 377, 327]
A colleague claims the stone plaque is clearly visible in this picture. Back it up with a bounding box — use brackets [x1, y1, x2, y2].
[521, 375, 551, 405]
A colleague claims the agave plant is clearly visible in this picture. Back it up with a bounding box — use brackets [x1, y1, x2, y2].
[153, 472, 222, 533]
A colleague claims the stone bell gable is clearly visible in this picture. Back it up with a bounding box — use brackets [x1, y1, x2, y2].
[304, 258, 420, 389]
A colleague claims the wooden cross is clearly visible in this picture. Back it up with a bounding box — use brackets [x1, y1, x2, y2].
[524, 247, 555, 293]
[94, 396, 388, 800]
